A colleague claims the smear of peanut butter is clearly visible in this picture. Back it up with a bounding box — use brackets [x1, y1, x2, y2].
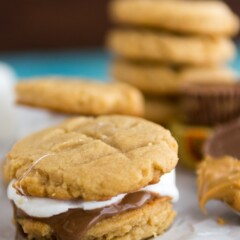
[197, 156, 240, 213]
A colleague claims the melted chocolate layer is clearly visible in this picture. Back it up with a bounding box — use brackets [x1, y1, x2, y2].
[15, 191, 159, 240]
[204, 118, 240, 159]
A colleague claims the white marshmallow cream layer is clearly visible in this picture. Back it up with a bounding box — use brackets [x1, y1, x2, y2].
[8, 170, 179, 218]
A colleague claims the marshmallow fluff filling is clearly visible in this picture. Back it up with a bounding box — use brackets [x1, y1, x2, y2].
[8, 170, 179, 218]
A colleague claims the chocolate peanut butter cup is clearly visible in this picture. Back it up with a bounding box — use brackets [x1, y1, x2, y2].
[181, 83, 240, 126]
[204, 117, 240, 159]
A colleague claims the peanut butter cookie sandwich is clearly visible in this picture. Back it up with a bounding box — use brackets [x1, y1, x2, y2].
[4, 115, 179, 240]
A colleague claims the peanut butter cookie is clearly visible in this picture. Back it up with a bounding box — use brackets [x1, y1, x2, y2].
[4, 115, 178, 201]
[108, 30, 236, 65]
[110, 0, 239, 36]
[16, 78, 144, 116]
[112, 60, 237, 95]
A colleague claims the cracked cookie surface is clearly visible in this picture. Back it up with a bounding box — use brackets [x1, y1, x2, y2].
[4, 115, 178, 200]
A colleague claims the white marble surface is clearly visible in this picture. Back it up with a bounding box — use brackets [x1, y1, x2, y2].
[0, 63, 18, 148]
[0, 108, 240, 239]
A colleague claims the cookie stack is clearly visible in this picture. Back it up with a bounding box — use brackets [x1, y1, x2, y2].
[108, 0, 239, 124]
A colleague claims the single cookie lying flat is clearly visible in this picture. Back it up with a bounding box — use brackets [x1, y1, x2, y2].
[110, 0, 239, 36]
[108, 30, 236, 65]
[16, 78, 144, 116]
[112, 60, 237, 95]
[4, 115, 178, 201]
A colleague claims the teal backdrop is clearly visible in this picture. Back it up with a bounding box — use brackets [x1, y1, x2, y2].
[0, 46, 239, 81]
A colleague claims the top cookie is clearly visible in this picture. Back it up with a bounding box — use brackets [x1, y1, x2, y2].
[4, 116, 178, 200]
[110, 0, 239, 36]
[16, 78, 144, 117]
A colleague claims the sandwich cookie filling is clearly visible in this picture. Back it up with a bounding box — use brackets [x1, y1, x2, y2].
[9, 170, 178, 240]
[15, 191, 166, 240]
[8, 170, 178, 218]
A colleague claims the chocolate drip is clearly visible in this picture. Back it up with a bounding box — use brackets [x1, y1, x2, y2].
[15, 191, 159, 240]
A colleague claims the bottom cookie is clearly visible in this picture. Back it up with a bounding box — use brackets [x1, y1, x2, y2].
[15, 197, 175, 240]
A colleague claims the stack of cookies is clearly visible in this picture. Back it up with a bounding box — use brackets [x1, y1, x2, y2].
[108, 0, 239, 124]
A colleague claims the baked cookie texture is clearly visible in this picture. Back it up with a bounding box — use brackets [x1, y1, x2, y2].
[112, 60, 237, 95]
[4, 115, 178, 201]
[108, 0, 239, 130]
[110, 0, 239, 36]
[198, 156, 240, 212]
[16, 197, 175, 240]
[16, 78, 144, 116]
[108, 30, 236, 65]
[145, 97, 179, 124]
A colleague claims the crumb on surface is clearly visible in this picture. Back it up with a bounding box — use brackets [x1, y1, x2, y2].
[217, 217, 226, 225]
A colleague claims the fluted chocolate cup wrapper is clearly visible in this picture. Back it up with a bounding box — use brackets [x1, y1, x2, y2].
[181, 83, 240, 126]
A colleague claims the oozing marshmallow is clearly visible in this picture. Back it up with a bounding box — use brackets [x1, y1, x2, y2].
[8, 170, 179, 218]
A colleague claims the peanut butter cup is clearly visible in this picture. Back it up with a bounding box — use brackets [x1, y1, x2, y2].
[181, 83, 240, 126]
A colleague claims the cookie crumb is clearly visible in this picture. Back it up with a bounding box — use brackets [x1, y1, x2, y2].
[217, 217, 226, 225]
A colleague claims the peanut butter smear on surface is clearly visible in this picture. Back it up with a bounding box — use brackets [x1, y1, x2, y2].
[197, 156, 240, 213]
